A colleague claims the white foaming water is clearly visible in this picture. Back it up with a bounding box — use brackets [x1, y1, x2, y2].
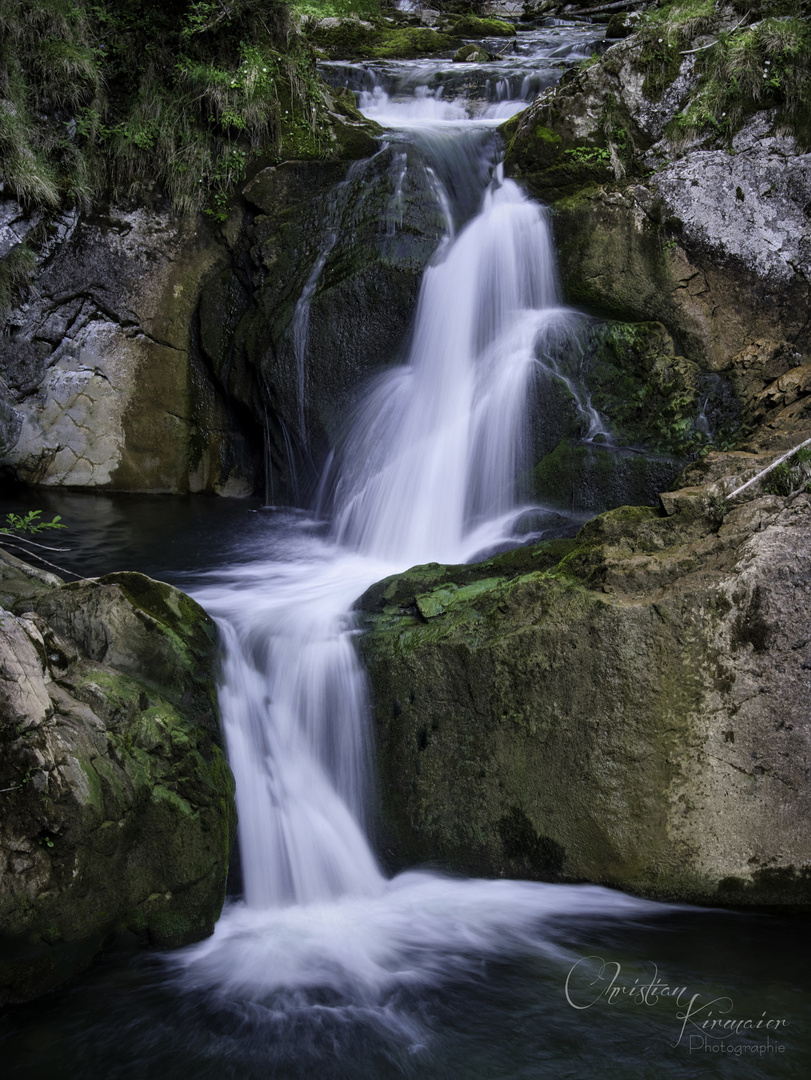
[177, 21, 659, 1020]
[325, 167, 575, 566]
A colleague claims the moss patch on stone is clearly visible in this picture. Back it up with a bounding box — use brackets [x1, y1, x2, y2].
[310, 24, 461, 60]
[444, 16, 516, 39]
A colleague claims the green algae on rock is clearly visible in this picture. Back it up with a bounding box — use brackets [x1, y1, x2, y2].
[309, 23, 462, 61]
[0, 549, 236, 1004]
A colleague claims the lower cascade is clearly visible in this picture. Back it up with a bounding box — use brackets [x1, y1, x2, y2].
[174, 27, 656, 1013]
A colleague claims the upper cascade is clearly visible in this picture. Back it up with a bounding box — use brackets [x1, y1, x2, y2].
[325, 166, 573, 567]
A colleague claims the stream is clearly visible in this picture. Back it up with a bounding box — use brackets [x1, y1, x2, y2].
[1, 20, 808, 1079]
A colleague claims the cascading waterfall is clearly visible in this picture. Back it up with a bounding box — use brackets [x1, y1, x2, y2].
[3, 26, 802, 1079]
[324, 166, 571, 566]
[175, 19, 656, 1024]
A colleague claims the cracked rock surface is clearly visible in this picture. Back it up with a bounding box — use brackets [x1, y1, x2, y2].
[0, 202, 254, 494]
[0, 547, 236, 1004]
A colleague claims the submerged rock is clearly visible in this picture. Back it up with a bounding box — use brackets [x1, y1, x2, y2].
[0, 550, 236, 1003]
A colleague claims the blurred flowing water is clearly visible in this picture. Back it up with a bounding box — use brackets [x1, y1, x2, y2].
[1, 20, 807, 1080]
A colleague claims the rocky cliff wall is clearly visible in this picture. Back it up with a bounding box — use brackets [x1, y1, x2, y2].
[0, 199, 257, 495]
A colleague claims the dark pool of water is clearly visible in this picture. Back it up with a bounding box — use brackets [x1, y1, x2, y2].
[1, 903, 808, 1079]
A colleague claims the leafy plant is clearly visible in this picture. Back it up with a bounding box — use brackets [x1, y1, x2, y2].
[0, 509, 75, 576]
[1, 510, 66, 536]
[563, 146, 610, 166]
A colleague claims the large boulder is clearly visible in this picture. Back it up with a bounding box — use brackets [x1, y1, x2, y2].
[359, 489, 811, 907]
[0, 550, 236, 1003]
[358, 360, 811, 907]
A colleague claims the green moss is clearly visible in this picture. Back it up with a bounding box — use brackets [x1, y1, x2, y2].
[447, 16, 516, 38]
[534, 125, 561, 144]
[310, 24, 460, 60]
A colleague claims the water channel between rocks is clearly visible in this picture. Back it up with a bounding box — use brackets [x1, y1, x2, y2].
[1, 21, 808, 1080]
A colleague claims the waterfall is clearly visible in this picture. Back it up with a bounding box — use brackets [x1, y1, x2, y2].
[323, 166, 571, 566]
[193, 154, 575, 913]
[176, 23, 654, 1014]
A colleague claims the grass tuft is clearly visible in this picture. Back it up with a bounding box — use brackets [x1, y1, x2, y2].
[0, 244, 37, 327]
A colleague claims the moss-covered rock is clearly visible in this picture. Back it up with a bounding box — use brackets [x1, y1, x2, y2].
[0, 550, 236, 1003]
[444, 16, 516, 39]
[501, 19, 811, 367]
[453, 44, 491, 63]
[310, 22, 461, 61]
[359, 485, 811, 907]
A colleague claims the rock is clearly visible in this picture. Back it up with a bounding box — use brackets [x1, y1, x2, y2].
[533, 438, 683, 513]
[359, 485, 811, 907]
[0, 203, 256, 496]
[198, 144, 452, 497]
[454, 44, 492, 62]
[501, 25, 811, 368]
[0, 550, 236, 1003]
[525, 317, 739, 516]
[308, 22, 462, 61]
[445, 16, 516, 38]
[605, 11, 641, 40]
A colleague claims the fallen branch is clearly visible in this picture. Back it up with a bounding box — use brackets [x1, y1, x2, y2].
[0, 541, 81, 579]
[727, 436, 811, 499]
[567, 1, 645, 17]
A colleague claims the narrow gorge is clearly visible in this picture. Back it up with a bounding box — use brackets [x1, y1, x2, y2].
[1, 1, 810, 1075]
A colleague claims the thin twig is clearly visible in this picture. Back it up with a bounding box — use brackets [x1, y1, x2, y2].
[727, 436, 811, 499]
[0, 533, 70, 553]
[0, 541, 82, 579]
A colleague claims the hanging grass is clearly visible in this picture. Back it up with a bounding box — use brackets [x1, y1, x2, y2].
[0, 0, 335, 220]
[667, 14, 811, 147]
[632, 1, 811, 146]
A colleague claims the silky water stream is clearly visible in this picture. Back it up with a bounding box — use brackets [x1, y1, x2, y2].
[2, 22, 808, 1080]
